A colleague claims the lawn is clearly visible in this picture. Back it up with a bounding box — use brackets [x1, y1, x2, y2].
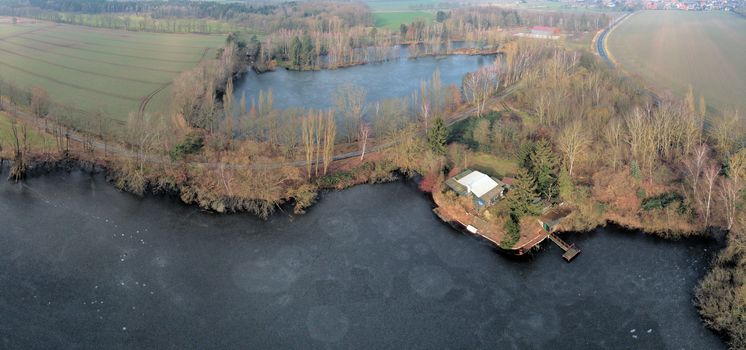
[471, 152, 519, 178]
[373, 11, 434, 30]
[0, 18, 225, 126]
[0, 111, 54, 153]
[607, 11, 746, 115]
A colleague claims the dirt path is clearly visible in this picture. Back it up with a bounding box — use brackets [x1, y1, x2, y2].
[11, 82, 518, 170]
[138, 83, 172, 117]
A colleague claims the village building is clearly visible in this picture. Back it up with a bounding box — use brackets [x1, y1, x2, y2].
[445, 169, 508, 209]
[529, 26, 561, 39]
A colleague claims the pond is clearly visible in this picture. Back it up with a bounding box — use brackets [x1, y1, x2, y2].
[233, 51, 495, 112]
[0, 169, 725, 349]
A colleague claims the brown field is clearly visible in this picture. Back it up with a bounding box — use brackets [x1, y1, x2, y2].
[607, 11, 746, 115]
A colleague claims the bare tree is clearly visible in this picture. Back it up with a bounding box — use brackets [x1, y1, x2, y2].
[710, 110, 743, 157]
[558, 119, 589, 177]
[322, 110, 336, 175]
[603, 118, 625, 170]
[419, 80, 431, 130]
[702, 163, 720, 229]
[683, 144, 710, 205]
[358, 122, 370, 161]
[718, 177, 742, 231]
[625, 107, 657, 179]
[30, 87, 50, 119]
[462, 66, 498, 117]
[301, 112, 316, 179]
[334, 84, 366, 143]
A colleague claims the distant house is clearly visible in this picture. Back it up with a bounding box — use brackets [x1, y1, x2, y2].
[529, 26, 561, 39]
[445, 169, 507, 209]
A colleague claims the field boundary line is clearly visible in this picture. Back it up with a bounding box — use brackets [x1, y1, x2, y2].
[52, 23, 225, 48]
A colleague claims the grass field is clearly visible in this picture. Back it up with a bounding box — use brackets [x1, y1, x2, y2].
[0, 111, 53, 152]
[471, 152, 519, 178]
[607, 11, 746, 114]
[373, 11, 433, 30]
[0, 19, 225, 124]
[365, 0, 440, 12]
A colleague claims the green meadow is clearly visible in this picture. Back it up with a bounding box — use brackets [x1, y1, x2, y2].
[0, 20, 225, 123]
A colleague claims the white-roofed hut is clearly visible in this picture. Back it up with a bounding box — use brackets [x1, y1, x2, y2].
[444, 169, 506, 210]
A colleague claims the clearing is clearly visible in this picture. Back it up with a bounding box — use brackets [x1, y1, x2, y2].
[607, 11, 746, 114]
[373, 11, 433, 30]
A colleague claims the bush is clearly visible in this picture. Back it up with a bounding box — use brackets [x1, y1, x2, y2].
[316, 171, 354, 188]
[287, 183, 318, 214]
[170, 133, 204, 160]
[641, 192, 683, 211]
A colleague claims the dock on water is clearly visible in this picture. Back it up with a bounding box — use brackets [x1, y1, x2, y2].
[538, 205, 581, 262]
[548, 232, 581, 262]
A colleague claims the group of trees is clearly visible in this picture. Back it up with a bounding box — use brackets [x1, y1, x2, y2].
[170, 43, 239, 131]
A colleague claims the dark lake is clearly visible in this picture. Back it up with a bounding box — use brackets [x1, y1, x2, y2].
[233, 50, 495, 112]
[0, 169, 725, 349]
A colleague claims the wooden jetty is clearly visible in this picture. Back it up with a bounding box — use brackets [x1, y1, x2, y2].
[548, 232, 581, 262]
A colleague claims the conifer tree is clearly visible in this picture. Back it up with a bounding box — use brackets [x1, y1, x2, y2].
[428, 117, 448, 155]
[506, 168, 541, 216]
[529, 139, 558, 200]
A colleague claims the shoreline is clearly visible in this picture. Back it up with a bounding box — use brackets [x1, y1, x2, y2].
[5, 154, 716, 243]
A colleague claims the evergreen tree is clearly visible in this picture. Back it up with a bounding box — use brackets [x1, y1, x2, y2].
[428, 117, 448, 155]
[529, 139, 558, 200]
[506, 168, 542, 217]
[501, 213, 521, 248]
[517, 142, 534, 170]
[630, 160, 641, 180]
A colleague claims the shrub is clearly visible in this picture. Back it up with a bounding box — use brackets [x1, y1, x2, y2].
[695, 233, 746, 349]
[170, 133, 204, 160]
[641, 192, 684, 211]
[316, 171, 354, 188]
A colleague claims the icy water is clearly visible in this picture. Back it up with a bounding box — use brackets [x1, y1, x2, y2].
[233, 50, 494, 111]
[0, 170, 725, 349]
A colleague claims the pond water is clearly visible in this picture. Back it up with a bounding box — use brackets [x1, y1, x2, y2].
[232, 52, 495, 112]
[0, 169, 725, 349]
